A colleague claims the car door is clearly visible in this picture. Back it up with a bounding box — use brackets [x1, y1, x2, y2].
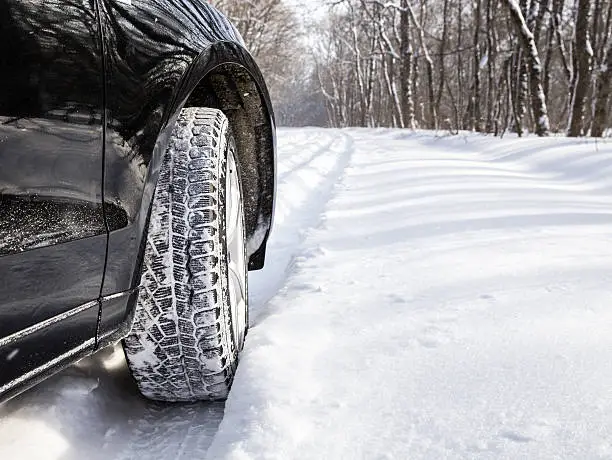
[0, 0, 107, 396]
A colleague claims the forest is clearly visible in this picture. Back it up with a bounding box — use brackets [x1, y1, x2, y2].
[213, 0, 612, 137]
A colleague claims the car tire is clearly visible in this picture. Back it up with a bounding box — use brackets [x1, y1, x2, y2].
[123, 107, 248, 402]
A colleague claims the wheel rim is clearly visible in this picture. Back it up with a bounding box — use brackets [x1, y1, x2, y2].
[226, 148, 247, 349]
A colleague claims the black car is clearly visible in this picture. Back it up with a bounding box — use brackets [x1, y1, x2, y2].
[0, 0, 276, 402]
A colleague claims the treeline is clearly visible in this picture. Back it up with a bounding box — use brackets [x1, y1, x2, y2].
[214, 0, 612, 137]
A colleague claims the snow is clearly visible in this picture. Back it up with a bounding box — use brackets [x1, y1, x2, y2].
[586, 39, 594, 58]
[479, 54, 489, 69]
[2, 129, 612, 459]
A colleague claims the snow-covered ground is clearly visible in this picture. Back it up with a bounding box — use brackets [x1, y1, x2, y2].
[2, 129, 612, 459]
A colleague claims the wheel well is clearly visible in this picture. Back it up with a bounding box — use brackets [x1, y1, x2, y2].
[184, 63, 275, 270]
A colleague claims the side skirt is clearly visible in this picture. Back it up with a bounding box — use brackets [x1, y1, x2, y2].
[0, 289, 138, 404]
[0, 338, 95, 403]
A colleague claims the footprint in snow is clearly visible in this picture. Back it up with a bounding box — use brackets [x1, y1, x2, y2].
[499, 430, 533, 443]
[292, 282, 324, 293]
[387, 293, 408, 304]
[417, 337, 443, 349]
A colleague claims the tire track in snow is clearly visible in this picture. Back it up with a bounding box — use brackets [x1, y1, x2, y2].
[109, 384, 225, 460]
[249, 129, 354, 322]
[278, 135, 337, 182]
[0, 343, 225, 460]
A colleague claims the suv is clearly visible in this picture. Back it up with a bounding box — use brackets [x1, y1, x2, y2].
[0, 0, 276, 402]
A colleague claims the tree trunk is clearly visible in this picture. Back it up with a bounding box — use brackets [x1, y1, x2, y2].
[457, 0, 464, 129]
[568, 0, 593, 136]
[486, 0, 497, 132]
[591, 41, 612, 137]
[503, 0, 550, 136]
[510, 49, 527, 136]
[472, 0, 482, 131]
[543, 7, 555, 108]
[435, 0, 450, 128]
[400, 0, 415, 129]
[405, 0, 437, 129]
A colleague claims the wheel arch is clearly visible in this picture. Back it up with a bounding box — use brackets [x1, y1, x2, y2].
[138, 43, 276, 273]
[183, 61, 276, 270]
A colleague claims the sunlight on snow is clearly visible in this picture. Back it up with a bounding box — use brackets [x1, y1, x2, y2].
[0, 419, 68, 460]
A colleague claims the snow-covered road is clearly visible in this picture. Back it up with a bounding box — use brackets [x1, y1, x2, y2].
[2, 129, 612, 459]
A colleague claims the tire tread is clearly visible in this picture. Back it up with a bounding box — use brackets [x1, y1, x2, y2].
[124, 108, 242, 402]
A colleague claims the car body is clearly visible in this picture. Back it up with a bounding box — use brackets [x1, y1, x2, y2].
[0, 0, 275, 403]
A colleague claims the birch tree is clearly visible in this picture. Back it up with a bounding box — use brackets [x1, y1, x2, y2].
[503, 0, 550, 136]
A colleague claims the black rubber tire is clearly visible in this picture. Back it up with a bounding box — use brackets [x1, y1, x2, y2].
[123, 108, 248, 402]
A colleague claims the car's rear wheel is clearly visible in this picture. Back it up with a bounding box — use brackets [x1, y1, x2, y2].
[123, 107, 248, 402]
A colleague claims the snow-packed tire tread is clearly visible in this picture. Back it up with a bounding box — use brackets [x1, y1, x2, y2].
[124, 108, 244, 402]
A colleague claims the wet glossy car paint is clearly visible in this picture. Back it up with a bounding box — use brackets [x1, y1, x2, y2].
[0, 0, 275, 402]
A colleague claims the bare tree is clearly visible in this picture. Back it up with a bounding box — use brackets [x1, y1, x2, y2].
[591, 40, 612, 136]
[503, 0, 550, 135]
[399, 0, 416, 128]
[568, 0, 593, 136]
